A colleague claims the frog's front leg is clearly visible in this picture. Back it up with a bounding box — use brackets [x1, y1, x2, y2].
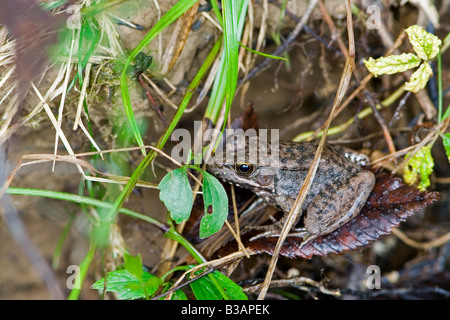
[302, 170, 375, 243]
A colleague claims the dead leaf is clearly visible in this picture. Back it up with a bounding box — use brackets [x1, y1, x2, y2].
[216, 170, 440, 259]
[187, 107, 440, 259]
[231, 103, 259, 132]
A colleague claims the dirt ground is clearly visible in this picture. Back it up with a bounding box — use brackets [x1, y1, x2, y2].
[1, 0, 449, 300]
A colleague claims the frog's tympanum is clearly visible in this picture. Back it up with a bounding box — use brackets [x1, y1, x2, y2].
[206, 135, 375, 244]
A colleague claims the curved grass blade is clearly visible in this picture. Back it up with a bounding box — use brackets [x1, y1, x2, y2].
[204, 0, 248, 125]
[239, 41, 288, 61]
[120, 0, 200, 154]
[222, 0, 239, 125]
[109, 36, 222, 227]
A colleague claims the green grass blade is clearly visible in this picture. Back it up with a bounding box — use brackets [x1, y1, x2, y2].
[120, 0, 200, 154]
[6, 187, 210, 267]
[67, 242, 96, 300]
[109, 36, 222, 225]
[239, 42, 288, 61]
[222, 0, 239, 124]
[6, 187, 167, 229]
[52, 214, 75, 270]
[210, 0, 223, 24]
[204, 0, 248, 124]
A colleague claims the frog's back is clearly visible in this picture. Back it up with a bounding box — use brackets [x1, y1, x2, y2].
[273, 141, 365, 207]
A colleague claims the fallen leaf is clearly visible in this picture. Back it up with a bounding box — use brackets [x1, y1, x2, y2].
[216, 169, 440, 259]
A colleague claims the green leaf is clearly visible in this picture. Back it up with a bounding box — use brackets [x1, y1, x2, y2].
[403, 145, 434, 191]
[442, 133, 450, 163]
[205, 0, 248, 124]
[213, 271, 248, 300]
[169, 289, 188, 300]
[158, 282, 189, 300]
[190, 273, 224, 300]
[199, 171, 229, 238]
[105, 35, 222, 230]
[123, 252, 144, 281]
[158, 167, 193, 224]
[405, 25, 442, 60]
[404, 62, 433, 93]
[190, 271, 247, 300]
[217, 0, 248, 147]
[364, 53, 421, 77]
[222, 0, 239, 112]
[91, 269, 161, 300]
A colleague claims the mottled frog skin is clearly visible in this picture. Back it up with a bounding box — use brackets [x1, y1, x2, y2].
[206, 137, 375, 239]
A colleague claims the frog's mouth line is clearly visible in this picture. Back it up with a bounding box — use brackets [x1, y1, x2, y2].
[208, 164, 276, 193]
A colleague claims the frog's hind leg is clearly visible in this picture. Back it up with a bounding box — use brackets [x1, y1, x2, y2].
[303, 170, 375, 239]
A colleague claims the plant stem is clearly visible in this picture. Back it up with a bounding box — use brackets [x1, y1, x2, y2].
[108, 35, 222, 226]
[438, 51, 443, 123]
[6, 187, 169, 232]
[67, 242, 96, 300]
[293, 84, 406, 142]
[164, 228, 206, 264]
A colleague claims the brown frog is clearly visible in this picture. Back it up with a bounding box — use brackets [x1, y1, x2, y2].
[206, 135, 375, 243]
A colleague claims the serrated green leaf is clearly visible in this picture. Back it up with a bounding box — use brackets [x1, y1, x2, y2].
[189, 271, 248, 300]
[403, 145, 434, 191]
[199, 171, 229, 238]
[404, 62, 433, 93]
[405, 25, 442, 60]
[158, 167, 193, 224]
[91, 269, 161, 300]
[364, 53, 421, 77]
[123, 252, 144, 281]
[442, 133, 450, 163]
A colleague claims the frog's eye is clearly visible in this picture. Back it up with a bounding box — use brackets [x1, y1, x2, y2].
[235, 161, 255, 176]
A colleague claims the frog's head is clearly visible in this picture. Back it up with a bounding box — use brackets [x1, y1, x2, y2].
[206, 133, 277, 193]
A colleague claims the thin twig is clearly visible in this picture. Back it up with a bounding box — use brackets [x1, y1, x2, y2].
[73, 63, 91, 130]
[245, 276, 341, 298]
[318, 0, 348, 57]
[160, 2, 200, 75]
[257, 0, 352, 300]
[363, 90, 397, 156]
[392, 228, 450, 251]
[307, 30, 407, 140]
[138, 75, 167, 126]
[241, 0, 319, 84]
[160, 250, 248, 300]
